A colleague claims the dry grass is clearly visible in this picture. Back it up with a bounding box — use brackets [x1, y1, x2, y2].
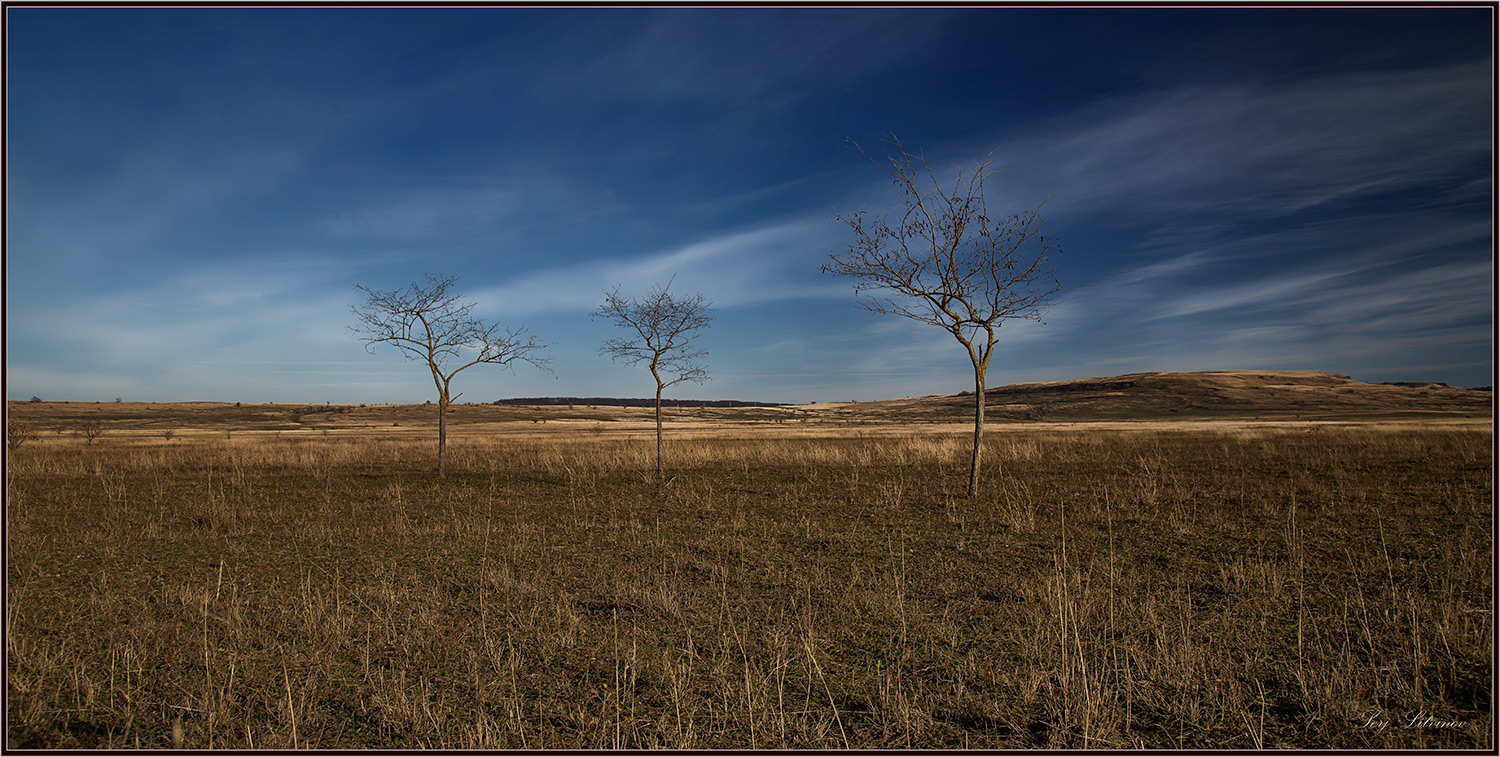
[5, 409, 1492, 749]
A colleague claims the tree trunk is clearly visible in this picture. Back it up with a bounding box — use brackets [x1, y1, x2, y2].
[655, 382, 664, 482]
[437, 399, 447, 477]
[968, 364, 985, 497]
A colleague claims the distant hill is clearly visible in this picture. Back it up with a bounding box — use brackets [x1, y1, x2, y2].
[491, 397, 783, 409]
[835, 370, 1493, 422]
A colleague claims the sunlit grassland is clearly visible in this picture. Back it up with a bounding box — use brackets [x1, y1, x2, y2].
[6, 420, 1492, 748]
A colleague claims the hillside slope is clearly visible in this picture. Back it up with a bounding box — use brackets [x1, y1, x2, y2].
[842, 370, 1493, 422]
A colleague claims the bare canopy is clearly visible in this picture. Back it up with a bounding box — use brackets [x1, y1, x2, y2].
[825, 135, 1061, 496]
[592, 277, 712, 482]
[351, 273, 550, 476]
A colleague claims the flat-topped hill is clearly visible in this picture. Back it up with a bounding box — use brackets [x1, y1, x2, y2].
[817, 370, 1492, 422]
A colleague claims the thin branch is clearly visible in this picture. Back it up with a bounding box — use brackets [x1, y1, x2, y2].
[591, 279, 713, 388]
[825, 136, 1061, 363]
[350, 273, 554, 407]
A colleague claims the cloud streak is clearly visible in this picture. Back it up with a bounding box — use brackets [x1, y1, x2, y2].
[535, 10, 958, 109]
[982, 60, 1491, 228]
[8, 255, 375, 400]
[469, 215, 850, 315]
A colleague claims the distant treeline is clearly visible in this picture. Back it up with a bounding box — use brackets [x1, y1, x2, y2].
[491, 397, 784, 408]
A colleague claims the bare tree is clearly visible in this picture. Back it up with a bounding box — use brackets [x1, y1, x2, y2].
[78, 419, 105, 446]
[7, 419, 39, 451]
[351, 273, 551, 476]
[824, 135, 1061, 497]
[592, 278, 712, 482]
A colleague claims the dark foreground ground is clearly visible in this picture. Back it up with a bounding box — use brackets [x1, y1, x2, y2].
[5, 419, 1492, 748]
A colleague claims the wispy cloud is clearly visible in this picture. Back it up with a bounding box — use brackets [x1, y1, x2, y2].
[1154, 269, 1349, 321]
[990, 223, 1492, 388]
[9, 255, 372, 399]
[983, 60, 1490, 225]
[469, 215, 849, 315]
[535, 10, 957, 109]
[321, 188, 517, 241]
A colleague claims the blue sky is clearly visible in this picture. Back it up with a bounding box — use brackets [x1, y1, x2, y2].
[6, 7, 1492, 404]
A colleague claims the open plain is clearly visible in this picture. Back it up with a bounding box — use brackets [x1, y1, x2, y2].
[5, 371, 1493, 749]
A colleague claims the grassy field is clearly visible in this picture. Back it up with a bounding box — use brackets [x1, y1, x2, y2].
[5, 404, 1492, 748]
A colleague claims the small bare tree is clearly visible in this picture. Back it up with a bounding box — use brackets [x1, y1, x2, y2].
[592, 278, 712, 482]
[352, 274, 551, 476]
[7, 419, 39, 451]
[78, 419, 105, 446]
[825, 135, 1061, 497]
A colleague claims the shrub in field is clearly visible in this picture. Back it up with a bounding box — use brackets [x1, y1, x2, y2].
[7, 419, 39, 450]
[77, 420, 105, 445]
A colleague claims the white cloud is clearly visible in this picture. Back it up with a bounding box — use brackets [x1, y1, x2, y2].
[538, 10, 957, 109]
[321, 188, 517, 241]
[469, 215, 850, 315]
[8, 255, 375, 400]
[1154, 269, 1348, 321]
[983, 60, 1491, 224]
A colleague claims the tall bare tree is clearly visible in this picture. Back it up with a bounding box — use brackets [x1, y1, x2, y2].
[351, 273, 550, 476]
[825, 135, 1061, 497]
[592, 278, 712, 482]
